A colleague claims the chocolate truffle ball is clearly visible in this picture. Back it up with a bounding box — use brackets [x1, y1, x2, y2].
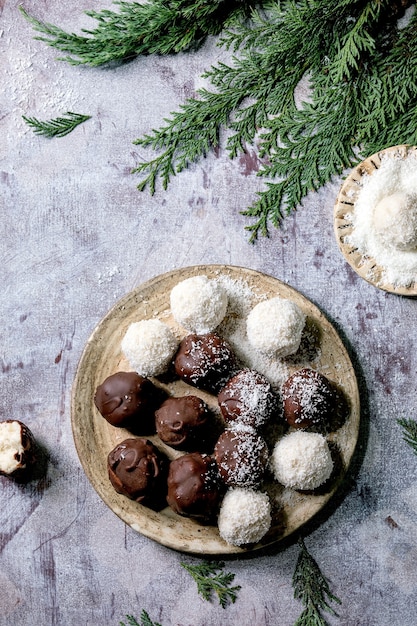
[166, 452, 222, 522]
[218, 369, 279, 429]
[94, 371, 165, 432]
[174, 333, 237, 394]
[107, 438, 168, 509]
[214, 426, 269, 488]
[0, 420, 36, 480]
[282, 368, 338, 431]
[155, 395, 214, 451]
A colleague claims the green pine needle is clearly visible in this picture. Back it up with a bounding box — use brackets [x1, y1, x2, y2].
[132, 0, 417, 240]
[120, 610, 162, 626]
[292, 538, 341, 626]
[398, 418, 417, 456]
[20, 1, 256, 67]
[181, 560, 241, 608]
[22, 111, 91, 138]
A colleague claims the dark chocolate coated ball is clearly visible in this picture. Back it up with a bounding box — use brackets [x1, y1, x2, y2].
[214, 427, 269, 488]
[218, 368, 279, 429]
[0, 420, 36, 481]
[282, 368, 338, 431]
[94, 371, 165, 432]
[107, 438, 168, 509]
[166, 452, 222, 522]
[155, 395, 213, 451]
[174, 333, 237, 394]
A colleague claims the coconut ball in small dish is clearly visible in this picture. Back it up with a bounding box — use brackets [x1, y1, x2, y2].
[94, 371, 165, 432]
[214, 426, 269, 488]
[0, 420, 37, 481]
[174, 332, 238, 394]
[107, 438, 168, 510]
[218, 487, 271, 546]
[373, 191, 417, 251]
[170, 275, 228, 333]
[270, 431, 333, 491]
[246, 297, 306, 357]
[218, 368, 280, 429]
[121, 319, 179, 377]
[166, 452, 223, 522]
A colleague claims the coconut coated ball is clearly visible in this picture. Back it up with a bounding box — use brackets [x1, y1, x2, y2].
[270, 431, 333, 490]
[218, 488, 271, 546]
[373, 191, 417, 251]
[170, 275, 228, 333]
[121, 319, 179, 377]
[246, 297, 305, 357]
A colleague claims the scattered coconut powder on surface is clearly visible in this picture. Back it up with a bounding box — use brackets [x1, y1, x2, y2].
[347, 152, 417, 287]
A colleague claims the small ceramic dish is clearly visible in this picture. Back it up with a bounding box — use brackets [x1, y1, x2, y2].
[334, 144, 417, 296]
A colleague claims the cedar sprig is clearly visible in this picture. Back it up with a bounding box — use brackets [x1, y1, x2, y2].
[120, 611, 162, 626]
[22, 111, 91, 138]
[133, 0, 417, 240]
[293, 538, 341, 626]
[20, 1, 256, 67]
[181, 560, 241, 608]
[398, 418, 417, 456]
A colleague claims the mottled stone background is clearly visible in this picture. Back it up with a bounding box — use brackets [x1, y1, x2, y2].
[1, 1, 417, 624]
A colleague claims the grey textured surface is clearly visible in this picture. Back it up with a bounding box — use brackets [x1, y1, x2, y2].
[1, 2, 417, 625]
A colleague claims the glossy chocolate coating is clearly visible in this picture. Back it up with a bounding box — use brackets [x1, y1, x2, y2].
[107, 438, 168, 509]
[214, 427, 269, 488]
[166, 452, 222, 522]
[155, 395, 212, 451]
[218, 368, 279, 428]
[94, 371, 164, 432]
[282, 368, 339, 431]
[174, 333, 237, 394]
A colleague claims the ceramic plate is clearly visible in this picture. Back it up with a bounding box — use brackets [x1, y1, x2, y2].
[334, 144, 417, 296]
[71, 265, 360, 554]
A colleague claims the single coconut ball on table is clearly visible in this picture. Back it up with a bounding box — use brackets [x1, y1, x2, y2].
[372, 191, 417, 251]
[246, 297, 306, 357]
[270, 430, 333, 491]
[0, 420, 37, 480]
[121, 318, 179, 377]
[218, 487, 272, 546]
[170, 275, 228, 333]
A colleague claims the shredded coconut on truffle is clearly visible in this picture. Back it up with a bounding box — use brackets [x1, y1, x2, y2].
[270, 431, 333, 490]
[246, 297, 306, 358]
[347, 152, 417, 286]
[121, 319, 178, 377]
[218, 487, 271, 546]
[170, 275, 228, 333]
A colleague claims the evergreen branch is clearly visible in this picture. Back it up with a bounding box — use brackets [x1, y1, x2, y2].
[120, 611, 162, 626]
[181, 560, 241, 608]
[293, 538, 341, 626]
[22, 112, 91, 137]
[398, 418, 417, 456]
[20, 1, 256, 66]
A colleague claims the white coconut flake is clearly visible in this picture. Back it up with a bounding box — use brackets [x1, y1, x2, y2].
[246, 297, 306, 358]
[218, 487, 271, 546]
[270, 431, 333, 490]
[0, 421, 25, 474]
[121, 319, 179, 377]
[170, 275, 228, 333]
